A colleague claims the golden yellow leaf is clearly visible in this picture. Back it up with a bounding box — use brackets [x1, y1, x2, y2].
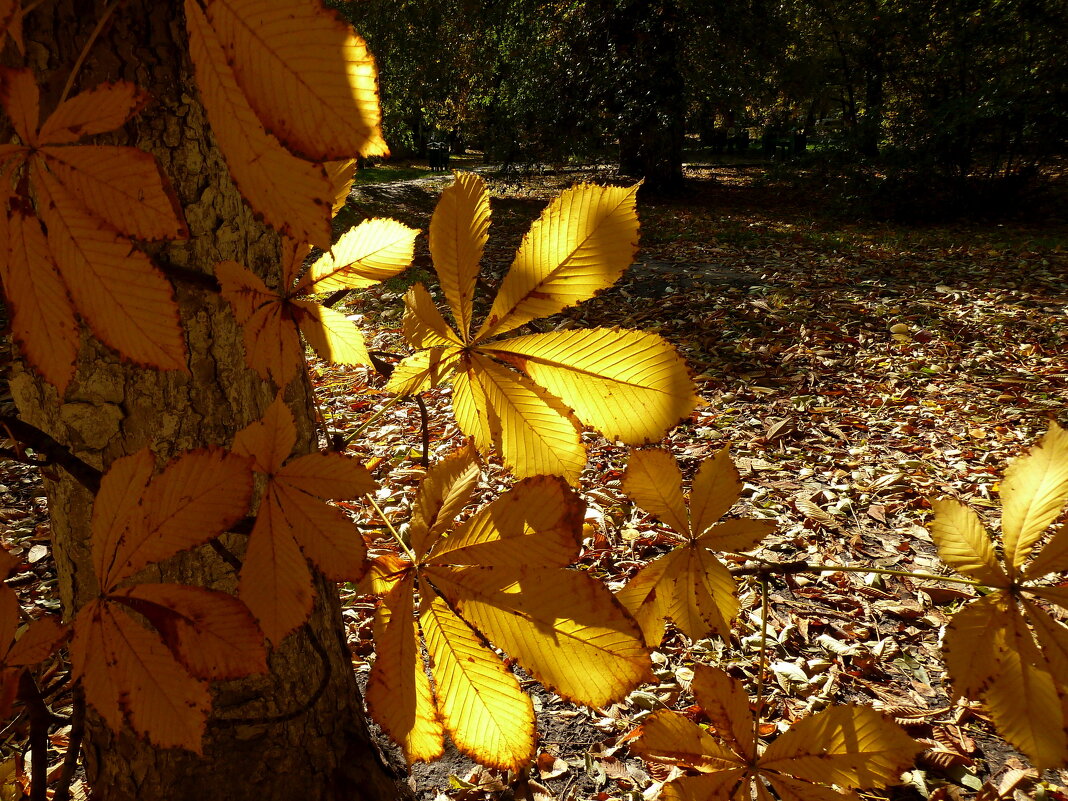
[488, 328, 698, 444]
[631, 666, 919, 801]
[1024, 527, 1068, 579]
[408, 447, 482, 560]
[295, 300, 371, 366]
[185, 0, 335, 249]
[690, 446, 743, 537]
[628, 708, 744, 770]
[980, 607, 1068, 769]
[465, 353, 587, 482]
[32, 163, 187, 370]
[428, 564, 649, 707]
[326, 158, 358, 214]
[426, 475, 583, 569]
[402, 283, 464, 349]
[430, 172, 490, 340]
[476, 183, 639, 340]
[419, 588, 534, 771]
[696, 519, 777, 553]
[204, 0, 387, 160]
[1001, 422, 1068, 571]
[95, 452, 252, 589]
[941, 593, 1011, 698]
[614, 555, 672, 646]
[298, 218, 418, 292]
[760, 704, 921, 787]
[366, 576, 444, 763]
[690, 659, 755, 760]
[928, 498, 1008, 586]
[383, 347, 462, 396]
[1024, 600, 1068, 687]
[665, 544, 738, 640]
[0, 208, 79, 392]
[622, 448, 690, 536]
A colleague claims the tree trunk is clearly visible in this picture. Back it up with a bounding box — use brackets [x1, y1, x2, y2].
[8, 3, 406, 799]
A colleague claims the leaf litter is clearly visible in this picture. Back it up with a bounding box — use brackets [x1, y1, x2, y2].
[3, 163, 1067, 799]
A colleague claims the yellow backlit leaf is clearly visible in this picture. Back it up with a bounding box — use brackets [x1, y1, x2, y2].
[429, 564, 649, 707]
[631, 666, 919, 800]
[0, 208, 79, 392]
[366, 576, 444, 763]
[185, 0, 334, 249]
[1024, 600, 1068, 687]
[666, 544, 737, 640]
[299, 218, 417, 293]
[463, 353, 586, 483]
[614, 555, 672, 646]
[430, 172, 489, 340]
[295, 300, 371, 366]
[488, 328, 698, 444]
[942, 593, 1011, 698]
[476, 183, 639, 340]
[326, 158, 358, 214]
[1025, 527, 1068, 579]
[1001, 422, 1068, 571]
[33, 164, 187, 370]
[426, 475, 583, 569]
[929, 498, 1008, 586]
[402, 283, 464, 349]
[205, 0, 388, 160]
[419, 588, 534, 771]
[383, 347, 462, 397]
[622, 448, 690, 536]
[760, 704, 921, 787]
[696, 519, 776, 553]
[408, 447, 482, 560]
[690, 446, 743, 537]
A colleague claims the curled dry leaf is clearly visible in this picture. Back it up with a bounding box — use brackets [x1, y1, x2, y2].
[360, 447, 650, 771]
[386, 173, 699, 484]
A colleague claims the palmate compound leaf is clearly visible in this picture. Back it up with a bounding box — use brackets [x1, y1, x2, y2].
[360, 448, 650, 770]
[70, 446, 267, 753]
[217, 222, 416, 386]
[232, 394, 375, 643]
[385, 173, 699, 484]
[0, 582, 68, 722]
[630, 665, 920, 801]
[186, 0, 386, 249]
[0, 68, 187, 389]
[930, 422, 1068, 768]
[616, 447, 776, 645]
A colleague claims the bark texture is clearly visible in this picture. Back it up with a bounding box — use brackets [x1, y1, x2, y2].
[8, 3, 405, 799]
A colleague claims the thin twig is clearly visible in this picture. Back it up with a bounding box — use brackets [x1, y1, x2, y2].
[58, 0, 122, 105]
[729, 559, 980, 587]
[754, 574, 769, 743]
[414, 395, 430, 467]
[208, 538, 242, 571]
[0, 416, 101, 493]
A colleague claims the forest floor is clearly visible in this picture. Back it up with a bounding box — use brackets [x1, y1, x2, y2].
[0, 161, 1065, 800]
[322, 162, 1068, 801]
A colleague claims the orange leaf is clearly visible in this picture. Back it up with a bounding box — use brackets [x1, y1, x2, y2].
[185, 0, 334, 249]
[0, 0, 23, 55]
[40, 147, 187, 240]
[112, 584, 266, 680]
[276, 451, 375, 499]
[231, 393, 297, 473]
[72, 598, 211, 753]
[0, 68, 38, 144]
[32, 163, 187, 370]
[0, 208, 79, 392]
[97, 448, 253, 590]
[90, 449, 156, 590]
[37, 81, 150, 146]
[205, 0, 388, 160]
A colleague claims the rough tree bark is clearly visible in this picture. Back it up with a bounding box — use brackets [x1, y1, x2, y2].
[7, 3, 406, 799]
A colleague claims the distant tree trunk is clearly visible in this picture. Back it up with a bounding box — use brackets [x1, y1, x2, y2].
[609, 0, 686, 194]
[8, 3, 406, 800]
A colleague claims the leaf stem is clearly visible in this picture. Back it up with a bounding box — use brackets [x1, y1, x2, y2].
[365, 495, 416, 562]
[59, 0, 122, 105]
[343, 394, 402, 446]
[754, 573, 769, 743]
[730, 559, 979, 587]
